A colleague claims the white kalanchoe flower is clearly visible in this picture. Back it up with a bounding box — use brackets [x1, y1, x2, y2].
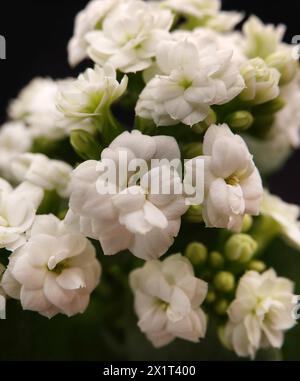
[136, 35, 245, 126]
[8, 77, 72, 141]
[190, 124, 263, 232]
[163, 0, 220, 20]
[261, 190, 300, 250]
[223, 269, 296, 359]
[239, 58, 280, 105]
[0, 264, 6, 319]
[1, 214, 101, 318]
[0, 178, 43, 251]
[66, 130, 188, 260]
[57, 65, 128, 123]
[243, 16, 286, 59]
[11, 153, 73, 198]
[130, 254, 208, 347]
[68, 0, 122, 67]
[266, 48, 299, 86]
[0, 122, 32, 180]
[85, 0, 173, 73]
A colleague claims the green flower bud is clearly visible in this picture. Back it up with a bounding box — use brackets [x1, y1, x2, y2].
[215, 299, 229, 316]
[252, 96, 286, 116]
[192, 109, 217, 134]
[70, 129, 101, 160]
[184, 205, 203, 223]
[225, 110, 254, 131]
[206, 290, 217, 304]
[214, 271, 235, 293]
[182, 142, 203, 159]
[241, 215, 253, 233]
[240, 58, 280, 105]
[248, 260, 266, 273]
[225, 234, 258, 263]
[209, 251, 224, 269]
[185, 242, 208, 266]
[266, 50, 299, 86]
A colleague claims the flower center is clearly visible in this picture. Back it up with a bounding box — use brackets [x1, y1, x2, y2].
[225, 174, 240, 186]
[180, 78, 193, 89]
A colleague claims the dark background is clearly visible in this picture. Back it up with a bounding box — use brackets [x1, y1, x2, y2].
[0, 0, 300, 361]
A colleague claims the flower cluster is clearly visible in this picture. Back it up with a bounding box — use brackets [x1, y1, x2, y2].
[0, 0, 299, 361]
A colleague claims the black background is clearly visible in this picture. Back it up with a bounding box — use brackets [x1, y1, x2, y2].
[0, 0, 299, 204]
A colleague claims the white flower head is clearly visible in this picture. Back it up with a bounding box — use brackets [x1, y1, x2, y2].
[239, 58, 280, 105]
[224, 269, 296, 359]
[1, 214, 101, 318]
[130, 254, 208, 347]
[68, 0, 122, 67]
[163, 0, 220, 20]
[0, 122, 32, 180]
[243, 16, 286, 59]
[190, 124, 263, 232]
[56, 65, 128, 122]
[0, 179, 43, 251]
[8, 78, 70, 141]
[85, 0, 174, 73]
[66, 130, 188, 260]
[261, 190, 300, 250]
[136, 34, 245, 126]
[11, 153, 73, 198]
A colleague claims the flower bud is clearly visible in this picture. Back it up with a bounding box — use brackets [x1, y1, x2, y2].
[135, 116, 156, 135]
[192, 109, 217, 134]
[225, 111, 254, 131]
[209, 251, 224, 269]
[214, 271, 235, 293]
[70, 129, 101, 160]
[185, 242, 208, 266]
[240, 58, 280, 105]
[266, 50, 299, 86]
[247, 260, 266, 273]
[206, 290, 217, 304]
[241, 215, 253, 233]
[215, 299, 229, 316]
[182, 142, 203, 159]
[225, 234, 258, 263]
[252, 96, 286, 116]
[184, 205, 203, 223]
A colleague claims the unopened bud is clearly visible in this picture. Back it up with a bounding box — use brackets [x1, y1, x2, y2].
[266, 50, 299, 86]
[225, 234, 258, 263]
[185, 242, 208, 266]
[182, 142, 203, 159]
[206, 290, 217, 304]
[135, 116, 156, 135]
[192, 109, 217, 134]
[247, 260, 266, 273]
[215, 299, 229, 316]
[253, 96, 286, 116]
[214, 271, 235, 293]
[184, 205, 203, 223]
[70, 129, 101, 160]
[225, 111, 254, 131]
[241, 215, 253, 233]
[209, 251, 224, 269]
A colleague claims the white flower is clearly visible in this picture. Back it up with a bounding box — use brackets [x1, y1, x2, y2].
[191, 124, 263, 232]
[243, 16, 286, 59]
[239, 58, 280, 105]
[163, 0, 220, 20]
[0, 122, 32, 180]
[66, 130, 188, 260]
[8, 78, 69, 141]
[130, 254, 208, 347]
[0, 264, 6, 319]
[85, 0, 173, 73]
[261, 190, 300, 250]
[68, 0, 122, 67]
[136, 35, 245, 126]
[56, 65, 128, 122]
[1, 214, 101, 318]
[266, 48, 299, 86]
[224, 269, 296, 359]
[11, 153, 73, 198]
[0, 179, 43, 251]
